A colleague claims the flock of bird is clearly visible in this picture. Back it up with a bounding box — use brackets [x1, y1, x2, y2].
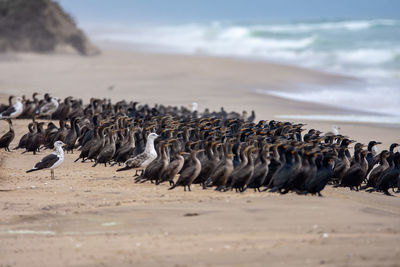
[0, 93, 399, 196]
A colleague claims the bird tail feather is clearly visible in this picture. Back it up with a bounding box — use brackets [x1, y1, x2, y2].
[168, 184, 177, 190]
[116, 166, 131, 172]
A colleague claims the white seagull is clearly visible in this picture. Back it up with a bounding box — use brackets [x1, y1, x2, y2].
[324, 125, 341, 136]
[117, 133, 159, 174]
[0, 97, 23, 119]
[191, 102, 198, 113]
[26, 141, 66, 180]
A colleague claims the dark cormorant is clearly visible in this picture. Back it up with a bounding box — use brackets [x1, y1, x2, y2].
[339, 150, 368, 191]
[0, 119, 15, 151]
[93, 131, 117, 167]
[268, 146, 296, 193]
[304, 154, 336, 196]
[14, 122, 35, 150]
[229, 147, 256, 192]
[365, 150, 390, 190]
[376, 152, 400, 196]
[158, 150, 185, 186]
[245, 144, 270, 192]
[64, 117, 80, 153]
[332, 147, 350, 184]
[366, 140, 381, 174]
[169, 149, 203, 191]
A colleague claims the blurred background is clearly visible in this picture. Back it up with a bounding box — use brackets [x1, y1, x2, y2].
[57, 0, 400, 121]
[0, 0, 399, 125]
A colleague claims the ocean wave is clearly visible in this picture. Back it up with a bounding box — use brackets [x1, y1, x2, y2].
[334, 49, 400, 65]
[249, 19, 398, 33]
[87, 19, 400, 122]
[274, 114, 400, 125]
[87, 18, 400, 88]
[256, 85, 400, 116]
[91, 24, 317, 55]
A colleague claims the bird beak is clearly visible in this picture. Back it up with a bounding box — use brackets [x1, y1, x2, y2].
[62, 144, 67, 147]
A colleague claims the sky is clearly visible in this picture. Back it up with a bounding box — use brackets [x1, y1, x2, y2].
[57, 0, 400, 25]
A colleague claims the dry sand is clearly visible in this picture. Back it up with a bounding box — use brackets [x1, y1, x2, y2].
[0, 50, 399, 267]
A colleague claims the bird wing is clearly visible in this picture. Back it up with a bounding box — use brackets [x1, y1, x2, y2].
[368, 165, 383, 181]
[33, 153, 60, 170]
[346, 165, 362, 177]
[179, 166, 197, 180]
[252, 164, 268, 178]
[161, 159, 182, 179]
[99, 145, 114, 157]
[271, 165, 293, 188]
[126, 153, 147, 168]
[1, 106, 16, 117]
[306, 169, 331, 192]
[333, 160, 348, 174]
[341, 165, 362, 184]
[0, 131, 13, 143]
[169, 160, 182, 170]
[40, 102, 56, 114]
[210, 166, 225, 180]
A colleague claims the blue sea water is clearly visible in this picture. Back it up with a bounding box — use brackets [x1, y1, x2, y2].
[85, 19, 400, 122]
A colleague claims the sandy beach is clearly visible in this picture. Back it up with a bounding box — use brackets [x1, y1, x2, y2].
[0, 50, 399, 267]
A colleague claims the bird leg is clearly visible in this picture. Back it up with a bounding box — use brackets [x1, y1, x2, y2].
[51, 169, 55, 180]
[215, 186, 223, 191]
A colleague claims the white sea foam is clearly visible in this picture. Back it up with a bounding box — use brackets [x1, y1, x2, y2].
[87, 20, 400, 75]
[256, 85, 400, 117]
[335, 49, 400, 65]
[274, 114, 400, 125]
[91, 24, 316, 55]
[250, 19, 397, 33]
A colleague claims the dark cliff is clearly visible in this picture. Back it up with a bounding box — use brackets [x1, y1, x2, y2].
[0, 0, 99, 55]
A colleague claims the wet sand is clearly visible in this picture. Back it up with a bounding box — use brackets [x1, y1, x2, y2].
[0, 50, 399, 266]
